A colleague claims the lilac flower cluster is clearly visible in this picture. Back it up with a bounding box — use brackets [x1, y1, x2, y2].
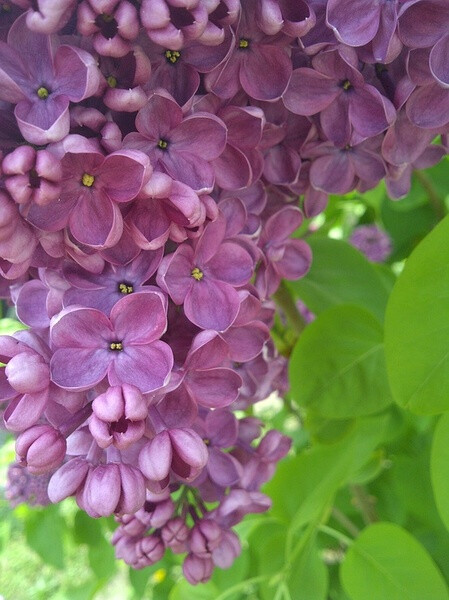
[0, 0, 448, 584]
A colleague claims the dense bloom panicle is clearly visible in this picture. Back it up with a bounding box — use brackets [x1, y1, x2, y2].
[0, 0, 448, 585]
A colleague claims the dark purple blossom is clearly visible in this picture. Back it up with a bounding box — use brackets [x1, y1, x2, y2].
[124, 92, 227, 193]
[0, 14, 100, 144]
[77, 0, 139, 58]
[63, 249, 163, 314]
[157, 216, 254, 331]
[349, 224, 392, 263]
[205, 2, 292, 101]
[283, 46, 396, 146]
[26, 135, 151, 248]
[50, 291, 173, 393]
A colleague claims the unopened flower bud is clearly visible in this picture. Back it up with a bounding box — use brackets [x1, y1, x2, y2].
[161, 517, 189, 553]
[183, 553, 214, 585]
[5, 352, 49, 394]
[48, 457, 89, 503]
[189, 519, 223, 557]
[16, 424, 66, 475]
[135, 535, 165, 569]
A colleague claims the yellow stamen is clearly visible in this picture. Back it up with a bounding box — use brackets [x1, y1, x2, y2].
[239, 38, 250, 49]
[119, 283, 133, 294]
[191, 267, 203, 281]
[164, 50, 181, 64]
[157, 139, 168, 150]
[37, 86, 49, 99]
[110, 342, 123, 351]
[81, 173, 95, 187]
[107, 75, 117, 88]
[102, 13, 114, 22]
[342, 80, 352, 91]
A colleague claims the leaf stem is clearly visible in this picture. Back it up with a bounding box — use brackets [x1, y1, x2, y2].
[350, 484, 378, 524]
[331, 507, 361, 537]
[318, 525, 353, 547]
[273, 282, 306, 336]
[415, 170, 446, 221]
[214, 575, 270, 600]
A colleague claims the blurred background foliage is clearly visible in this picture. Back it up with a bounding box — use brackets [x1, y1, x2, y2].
[2, 155, 449, 600]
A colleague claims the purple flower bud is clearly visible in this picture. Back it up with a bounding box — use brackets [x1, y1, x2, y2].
[90, 385, 147, 449]
[189, 519, 223, 557]
[16, 424, 66, 475]
[82, 463, 121, 517]
[161, 517, 189, 553]
[116, 463, 146, 515]
[212, 529, 241, 569]
[2, 146, 62, 207]
[183, 553, 214, 585]
[5, 352, 50, 394]
[135, 535, 165, 569]
[48, 457, 90, 503]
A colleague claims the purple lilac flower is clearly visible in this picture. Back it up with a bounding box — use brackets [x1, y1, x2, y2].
[349, 224, 392, 263]
[0, 14, 100, 144]
[77, 0, 139, 58]
[62, 249, 163, 314]
[157, 215, 254, 331]
[5, 462, 51, 507]
[283, 46, 396, 146]
[326, 0, 406, 63]
[26, 135, 151, 248]
[205, 0, 292, 101]
[124, 91, 227, 193]
[0, 0, 447, 586]
[50, 291, 173, 393]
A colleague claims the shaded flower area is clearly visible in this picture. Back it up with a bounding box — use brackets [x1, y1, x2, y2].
[0, 0, 448, 588]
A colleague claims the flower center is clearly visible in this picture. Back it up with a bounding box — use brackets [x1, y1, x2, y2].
[107, 75, 117, 88]
[238, 38, 250, 49]
[29, 169, 40, 189]
[118, 282, 133, 294]
[95, 12, 118, 39]
[37, 86, 49, 99]
[191, 267, 203, 281]
[109, 341, 123, 351]
[157, 139, 169, 150]
[164, 49, 181, 64]
[1, 3, 11, 12]
[81, 173, 95, 187]
[341, 79, 352, 91]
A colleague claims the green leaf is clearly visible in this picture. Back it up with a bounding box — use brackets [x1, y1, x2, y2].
[129, 566, 152, 597]
[289, 305, 392, 419]
[255, 529, 288, 600]
[385, 214, 449, 414]
[341, 522, 449, 600]
[212, 549, 249, 598]
[73, 510, 103, 546]
[168, 580, 219, 600]
[305, 414, 356, 445]
[24, 505, 65, 569]
[431, 413, 449, 533]
[265, 415, 389, 530]
[0, 317, 27, 335]
[286, 537, 328, 600]
[87, 539, 116, 580]
[381, 194, 437, 262]
[286, 237, 389, 322]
